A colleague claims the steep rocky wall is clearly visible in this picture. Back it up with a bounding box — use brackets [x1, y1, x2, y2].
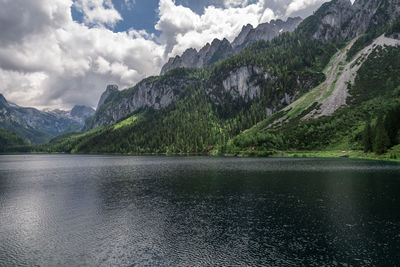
[206, 66, 267, 105]
[309, 0, 400, 42]
[205, 65, 318, 113]
[86, 76, 197, 129]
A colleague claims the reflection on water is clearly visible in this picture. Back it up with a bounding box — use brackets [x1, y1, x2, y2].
[1, 155, 400, 266]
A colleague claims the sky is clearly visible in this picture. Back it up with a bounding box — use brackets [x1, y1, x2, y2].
[0, 0, 330, 110]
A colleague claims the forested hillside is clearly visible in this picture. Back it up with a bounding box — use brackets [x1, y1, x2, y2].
[25, 0, 400, 160]
[229, 45, 400, 155]
[0, 128, 29, 153]
[42, 26, 339, 154]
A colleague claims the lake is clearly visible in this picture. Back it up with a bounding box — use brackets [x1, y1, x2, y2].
[0, 155, 399, 266]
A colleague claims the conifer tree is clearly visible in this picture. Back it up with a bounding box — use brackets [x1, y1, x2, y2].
[362, 120, 373, 152]
[384, 105, 400, 147]
[373, 117, 390, 154]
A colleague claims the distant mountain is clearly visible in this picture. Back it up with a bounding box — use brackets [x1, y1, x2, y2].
[0, 93, 94, 144]
[71, 105, 96, 124]
[160, 17, 303, 75]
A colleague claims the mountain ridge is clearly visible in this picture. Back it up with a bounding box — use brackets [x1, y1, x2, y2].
[0, 93, 95, 143]
[160, 17, 303, 75]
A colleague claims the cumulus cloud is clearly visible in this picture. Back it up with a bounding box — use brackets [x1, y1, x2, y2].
[0, 0, 164, 109]
[74, 0, 122, 27]
[0, 0, 71, 46]
[224, 0, 250, 8]
[0, 0, 326, 110]
[286, 0, 328, 16]
[156, 0, 276, 57]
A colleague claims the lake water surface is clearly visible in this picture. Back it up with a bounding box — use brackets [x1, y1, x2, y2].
[0, 155, 400, 266]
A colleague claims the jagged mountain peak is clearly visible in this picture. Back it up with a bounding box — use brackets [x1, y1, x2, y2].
[97, 84, 119, 110]
[234, 16, 302, 49]
[232, 24, 254, 48]
[0, 93, 8, 106]
[299, 0, 400, 42]
[70, 105, 95, 118]
[160, 16, 303, 75]
[0, 93, 93, 143]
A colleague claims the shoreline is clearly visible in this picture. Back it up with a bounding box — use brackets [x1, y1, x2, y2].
[1, 150, 400, 163]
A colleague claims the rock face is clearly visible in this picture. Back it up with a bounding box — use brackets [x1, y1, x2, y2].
[309, 0, 400, 42]
[206, 66, 267, 106]
[160, 17, 303, 75]
[97, 84, 119, 110]
[160, 38, 234, 75]
[205, 65, 320, 118]
[221, 66, 264, 101]
[231, 24, 254, 49]
[85, 75, 198, 129]
[0, 93, 95, 143]
[232, 17, 303, 50]
[88, 67, 275, 129]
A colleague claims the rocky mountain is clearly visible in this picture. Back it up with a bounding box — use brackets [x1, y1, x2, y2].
[40, 0, 400, 157]
[97, 84, 119, 110]
[85, 17, 304, 130]
[0, 93, 94, 143]
[160, 17, 303, 75]
[70, 105, 96, 123]
[232, 17, 303, 49]
[302, 0, 400, 42]
[160, 38, 233, 75]
[86, 0, 400, 132]
[85, 70, 199, 129]
[86, 63, 321, 131]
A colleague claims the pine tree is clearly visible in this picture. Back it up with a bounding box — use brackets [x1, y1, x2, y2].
[362, 120, 373, 152]
[384, 105, 400, 147]
[373, 117, 390, 155]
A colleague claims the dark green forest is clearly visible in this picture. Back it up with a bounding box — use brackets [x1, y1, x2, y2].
[0, 128, 29, 153]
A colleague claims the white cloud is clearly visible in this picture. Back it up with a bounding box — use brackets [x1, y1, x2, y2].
[224, 0, 250, 8]
[156, 0, 276, 57]
[0, 0, 164, 109]
[74, 0, 122, 27]
[286, 0, 327, 16]
[0, 70, 48, 107]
